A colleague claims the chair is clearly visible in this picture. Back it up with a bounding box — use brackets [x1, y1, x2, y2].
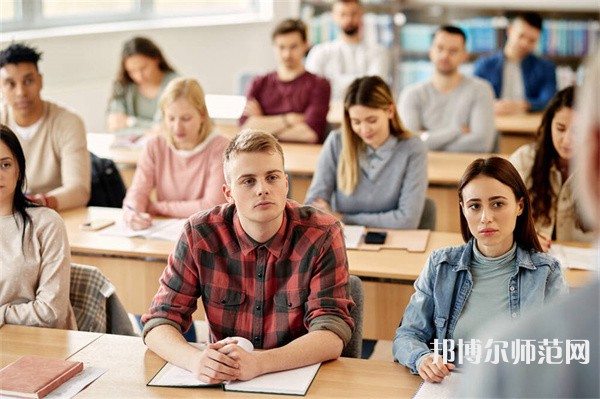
[342, 275, 364, 358]
[418, 197, 437, 230]
[69, 264, 135, 335]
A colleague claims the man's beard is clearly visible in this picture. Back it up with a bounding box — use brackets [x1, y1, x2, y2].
[342, 26, 359, 36]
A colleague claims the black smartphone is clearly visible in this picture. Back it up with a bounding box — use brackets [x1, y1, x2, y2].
[364, 231, 387, 244]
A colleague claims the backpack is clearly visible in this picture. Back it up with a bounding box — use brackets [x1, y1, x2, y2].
[87, 152, 127, 208]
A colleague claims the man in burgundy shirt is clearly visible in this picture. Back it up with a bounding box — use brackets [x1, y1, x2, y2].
[142, 130, 354, 384]
[239, 19, 331, 144]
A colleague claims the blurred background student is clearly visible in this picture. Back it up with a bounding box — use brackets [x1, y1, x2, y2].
[122, 78, 228, 230]
[509, 86, 595, 251]
[305, 76, 427, 229]
[0, 125, 77, 330]
[393, 157, 567, 383]
[106, 36, 178, 135]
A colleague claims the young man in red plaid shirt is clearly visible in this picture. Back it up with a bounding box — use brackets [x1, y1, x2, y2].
[142, 130, 355, 384]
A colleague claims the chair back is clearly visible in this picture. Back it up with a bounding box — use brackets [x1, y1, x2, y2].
[70, 264, 134, 335]
[418, 197, 437, 230]
[342, 275, 364, 358]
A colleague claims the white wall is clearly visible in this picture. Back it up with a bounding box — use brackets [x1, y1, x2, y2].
[0, 1, 299, 132]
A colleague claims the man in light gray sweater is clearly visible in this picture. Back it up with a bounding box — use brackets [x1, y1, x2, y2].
[398, 26, 497, 153]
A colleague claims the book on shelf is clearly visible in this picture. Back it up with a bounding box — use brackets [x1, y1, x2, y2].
[0, 356, 84, 399]
[148, 337, 321, 396]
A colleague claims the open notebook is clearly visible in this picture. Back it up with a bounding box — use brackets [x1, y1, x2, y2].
[147, 338, 320, 396]
[99, 218, 186, 242]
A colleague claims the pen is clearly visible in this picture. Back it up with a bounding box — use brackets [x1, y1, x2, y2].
[125, 204, 151, 221]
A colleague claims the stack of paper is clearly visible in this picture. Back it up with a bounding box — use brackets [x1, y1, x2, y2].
[550, 244, 598, 271]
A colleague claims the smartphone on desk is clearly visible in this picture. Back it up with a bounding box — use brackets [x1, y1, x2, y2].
[364, 231, 387, 245]
[80, 219, 115, 231]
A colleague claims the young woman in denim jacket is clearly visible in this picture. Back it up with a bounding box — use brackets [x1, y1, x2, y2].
[393, 156, 568, 383]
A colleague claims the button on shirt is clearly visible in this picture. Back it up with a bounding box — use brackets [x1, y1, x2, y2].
[141, 200, 354, 349]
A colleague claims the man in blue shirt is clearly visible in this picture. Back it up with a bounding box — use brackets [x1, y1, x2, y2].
[474, 12, 556, 115]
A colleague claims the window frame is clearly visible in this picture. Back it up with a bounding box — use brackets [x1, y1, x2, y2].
[1, 0, 269, 36]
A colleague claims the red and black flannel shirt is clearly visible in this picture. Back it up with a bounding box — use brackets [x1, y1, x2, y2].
[142, 200, 355, 349]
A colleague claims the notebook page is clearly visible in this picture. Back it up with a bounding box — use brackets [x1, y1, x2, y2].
[225, 363, 321, 396]
[412, 372, 462, 399]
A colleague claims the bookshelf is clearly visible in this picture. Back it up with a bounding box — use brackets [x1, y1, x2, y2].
[397, 1, 600, 90]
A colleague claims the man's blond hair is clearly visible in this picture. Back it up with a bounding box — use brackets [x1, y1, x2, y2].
[223, 129, 285, 184]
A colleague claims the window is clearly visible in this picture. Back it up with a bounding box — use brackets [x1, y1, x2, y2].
[2, 0, 266, 34]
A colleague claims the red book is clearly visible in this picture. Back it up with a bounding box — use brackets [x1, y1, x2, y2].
[0, 356, 84, 399]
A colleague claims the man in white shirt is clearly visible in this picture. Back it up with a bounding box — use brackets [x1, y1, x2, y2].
[398, 26, 497, 153]
[305, 0, 390, 100]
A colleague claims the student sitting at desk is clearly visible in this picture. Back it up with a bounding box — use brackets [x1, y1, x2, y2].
[107, 37, 178, 135]
[239, 19, 330, 144]
[142, 130, 354, 384]
[0, 125, 77, 330]
[398, 25, 496, 153]
[509, 86, 595, 251]
[305, 76, 427, 229]
[393, 156, 567, 383]
[122, 78, 229, 230]
[0, 43, 90, 211]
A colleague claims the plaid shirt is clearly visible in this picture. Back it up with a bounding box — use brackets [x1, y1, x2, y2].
[142, 200, 354, 349]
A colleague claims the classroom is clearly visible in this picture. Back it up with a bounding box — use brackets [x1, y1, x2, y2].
[1, 0, 599, 398]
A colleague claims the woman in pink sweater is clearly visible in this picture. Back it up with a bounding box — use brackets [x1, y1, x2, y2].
[123, 78, 229, 230]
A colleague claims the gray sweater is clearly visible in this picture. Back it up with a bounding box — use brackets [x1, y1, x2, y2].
[305, 131, 428, 229]
[398, 76, 497, 152]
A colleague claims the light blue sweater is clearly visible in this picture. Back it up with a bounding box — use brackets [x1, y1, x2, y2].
[305, 131, 427, 229]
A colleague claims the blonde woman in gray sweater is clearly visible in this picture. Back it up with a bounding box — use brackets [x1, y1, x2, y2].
[0, 124, 76, 329]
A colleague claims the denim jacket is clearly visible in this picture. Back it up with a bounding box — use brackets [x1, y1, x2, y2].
[393, 239, 568, 374]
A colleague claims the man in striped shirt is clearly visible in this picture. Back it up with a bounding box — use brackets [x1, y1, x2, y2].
[142, 130, 354, 384]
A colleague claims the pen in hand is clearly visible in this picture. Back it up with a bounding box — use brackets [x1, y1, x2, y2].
[124, 204, 152, 229]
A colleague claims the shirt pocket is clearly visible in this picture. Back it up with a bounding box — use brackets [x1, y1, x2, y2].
[202, 285, 247, 336]
[204, 285, 246, 308]
[274, 289, 308, 312]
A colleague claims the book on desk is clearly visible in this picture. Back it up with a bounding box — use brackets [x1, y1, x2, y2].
[0, 356, 83, 399]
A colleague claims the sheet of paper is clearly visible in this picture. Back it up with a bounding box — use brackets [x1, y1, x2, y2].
[99, 219, 186, 242]
[44, 367, 107, 399]
[343, 225, 365, 249]
[412, 372, 462, 399]
[147, 219, 187, 241]
[550, 244, 598, 271]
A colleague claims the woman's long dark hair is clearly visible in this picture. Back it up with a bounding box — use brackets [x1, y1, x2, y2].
[530, 86, 575, 225]
[111, 36, 176, 97]
[0, 124, 38, 250]
[458, 156, 543, 252]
